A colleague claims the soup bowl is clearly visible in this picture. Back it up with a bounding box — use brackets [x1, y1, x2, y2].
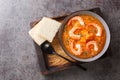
[58, 11, 110, 62]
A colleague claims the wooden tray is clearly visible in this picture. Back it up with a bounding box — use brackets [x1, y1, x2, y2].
[30, 8, 111, 75]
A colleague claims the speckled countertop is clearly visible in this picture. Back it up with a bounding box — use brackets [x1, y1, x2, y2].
[0, 0, 120, 80]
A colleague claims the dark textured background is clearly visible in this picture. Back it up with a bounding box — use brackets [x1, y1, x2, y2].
[0, 0, 120, 80]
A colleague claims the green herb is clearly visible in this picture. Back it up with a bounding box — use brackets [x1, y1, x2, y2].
[88, 17, 94, 21]
[64, 25, 67, 32]
[82, 51, 88, 56]
[98, 42, 101, 46]
[89, 30, 97, 33]
[65, 37, 70, 45]
[77, 33, 82, 36]
[94, 30, 97, 33]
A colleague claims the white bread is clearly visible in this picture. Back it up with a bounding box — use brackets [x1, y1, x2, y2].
[38, 17, 61, 42]
[29, 17, 61, 45]
[29, 21, 46, 45]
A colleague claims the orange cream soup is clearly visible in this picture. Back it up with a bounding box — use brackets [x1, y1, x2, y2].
[62, 14, 106, 59]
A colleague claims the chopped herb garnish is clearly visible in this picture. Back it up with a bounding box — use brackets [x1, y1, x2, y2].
[88, 17, 94, 21]
[98, 42, 101, 46]
[77, 33, 82, 36]
[65, 37, 70, 45]
[64, 25, 67, 32]
[82, 51, 88, 56]
[89, 30, 97, 33]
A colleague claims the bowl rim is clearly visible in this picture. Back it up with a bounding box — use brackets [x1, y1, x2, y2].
[58, 11, 110, 62]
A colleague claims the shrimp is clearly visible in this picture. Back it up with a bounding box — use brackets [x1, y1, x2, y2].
[69, 27, 82, 39]
[87, 23, 102, 36]
[86, 41, 98, 51]
[67, 16, 85, 26]
[70, 40, 82, 55]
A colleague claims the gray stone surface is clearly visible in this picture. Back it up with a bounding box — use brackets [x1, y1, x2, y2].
[0, 0, 120, 80]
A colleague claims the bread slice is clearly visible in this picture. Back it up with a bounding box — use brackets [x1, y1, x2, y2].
[29, 17, 61, 45]
[38, 17, 61, 42]
[29, 21, 46, 45]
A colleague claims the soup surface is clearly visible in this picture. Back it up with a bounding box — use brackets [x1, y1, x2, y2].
[62, 14, 106, 59]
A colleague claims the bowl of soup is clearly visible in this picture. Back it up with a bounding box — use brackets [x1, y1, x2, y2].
[59, 11, 110, 62]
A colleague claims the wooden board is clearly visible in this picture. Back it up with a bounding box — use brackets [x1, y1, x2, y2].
[30, 8, 111, 75]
